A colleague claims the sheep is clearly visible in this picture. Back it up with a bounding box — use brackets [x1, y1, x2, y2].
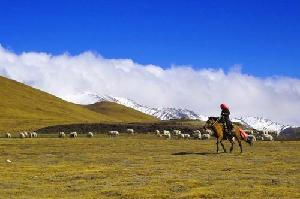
[263, 134, 273, 141]
[5, 133, 11, 138]
[192, 130, 202, 139]
[58, 132, 66, 138]
[162, 130, 171, 139]
[108, 131, 119, 137]
[256, 136, 264, 141]
[164, 133, 171, 139]
[205, 129, 214, 136]
[19, 132, 25, 139]
[23, 132, 28, 138]
[262, 130, 269, 135]
[192, 133, 201, 139]
[172, 130, 181, 135]
[69, 132, 78, 138]
[179, 133, 190, 139]
[29, 132, 38, 138]
[87, 132, 94, 138]
[126, 129, 135, 135]
[202, 134, 211, 140]
[155, 130, 161, 137]
[32, 132, 38, 138]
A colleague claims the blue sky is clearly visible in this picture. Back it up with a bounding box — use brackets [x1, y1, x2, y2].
[0, 0, 300, 78]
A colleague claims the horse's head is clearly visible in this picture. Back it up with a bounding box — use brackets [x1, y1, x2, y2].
[203, 117, 219, 130]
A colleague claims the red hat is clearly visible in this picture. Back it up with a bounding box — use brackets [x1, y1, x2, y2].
[220, 103, 229, 110]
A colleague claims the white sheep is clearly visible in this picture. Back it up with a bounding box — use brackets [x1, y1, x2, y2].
[162, 130, 171, 139]
[29, 132, 38, 138]
[23, 132, 28, 138]
[179, 134, 184, 139]
[205, 129, 214, 136]
[179, 133, 190, 139]
[192, 130, 202, 139]
[6, 133, 11, 138]
[155, 130, 161, 137]
[87, 132, 94, 138]
[69, 132, 78, 138]
[202, 134, 211, 140]
[126, 129, 135, 135]
[58, 132, 66, 138]
[32, 132, 38, 138]
[108, 131, 119, 137]
[172, 130, 181, 135]
[263, 134, 273, 141]
[19, 132, 25, 139]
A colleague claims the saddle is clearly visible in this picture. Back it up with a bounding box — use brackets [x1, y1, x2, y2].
[222, 122, 233, 140]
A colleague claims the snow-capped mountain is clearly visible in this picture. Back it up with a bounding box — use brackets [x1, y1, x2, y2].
[93, 94, 208, 121]
[67, 92, 294, 133]
[233, 116, 292, 133]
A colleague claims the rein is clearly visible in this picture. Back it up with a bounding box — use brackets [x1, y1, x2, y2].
[205, 117, 221, 136]
[209, 117, 221, 128]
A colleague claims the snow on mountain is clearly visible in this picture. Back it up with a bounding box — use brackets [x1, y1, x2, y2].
[233, 116, 292, 133]
[66, 92, 293, 133]
[95, 94, 208, 121]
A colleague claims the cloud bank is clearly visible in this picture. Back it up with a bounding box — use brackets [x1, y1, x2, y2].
[0, 45, 299, 125]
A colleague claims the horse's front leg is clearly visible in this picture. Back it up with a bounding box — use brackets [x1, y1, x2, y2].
[216, 139, 220, 153]
[220, 140, 227, 153]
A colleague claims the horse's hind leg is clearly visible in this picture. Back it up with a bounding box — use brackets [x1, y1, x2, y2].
[220, 140, 227, 153]
[230, 140, 234, 153]
[237, 139, 243, 153]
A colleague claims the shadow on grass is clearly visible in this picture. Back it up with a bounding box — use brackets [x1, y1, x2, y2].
[172, 151, 220, 156]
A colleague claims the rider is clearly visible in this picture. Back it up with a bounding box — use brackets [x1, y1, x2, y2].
[220, 103, 233, 139]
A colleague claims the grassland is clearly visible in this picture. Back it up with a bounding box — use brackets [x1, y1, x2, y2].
[0, 134, 299, 199]
[0, 76, 157, 132]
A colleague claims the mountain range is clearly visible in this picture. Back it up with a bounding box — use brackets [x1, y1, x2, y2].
[71, 92, 294, 133]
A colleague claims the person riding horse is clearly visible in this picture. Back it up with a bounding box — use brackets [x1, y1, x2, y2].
[220, 103, 233, 139]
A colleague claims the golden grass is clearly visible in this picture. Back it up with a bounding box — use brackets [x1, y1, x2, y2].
[0, 134, 299, 198]
[0, 76, 157, 132]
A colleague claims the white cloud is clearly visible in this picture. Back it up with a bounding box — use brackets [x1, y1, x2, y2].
[0, 45, 300, 126]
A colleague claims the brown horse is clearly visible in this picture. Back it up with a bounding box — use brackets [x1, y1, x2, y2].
[204, 117, 252, 153]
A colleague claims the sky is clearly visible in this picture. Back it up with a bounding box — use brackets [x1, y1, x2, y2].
[1, 0, 300, 77]
[0, 0, 300, 125]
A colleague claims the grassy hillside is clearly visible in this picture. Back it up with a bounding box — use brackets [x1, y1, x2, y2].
[0, 76, 156, 132]
[0, 76, 116, 132]
[83, 101, 159, 123]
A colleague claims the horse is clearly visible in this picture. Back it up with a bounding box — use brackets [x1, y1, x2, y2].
[203, 117, 252, 153]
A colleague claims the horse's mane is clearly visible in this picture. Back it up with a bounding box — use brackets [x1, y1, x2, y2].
[208, 116, 220, 121]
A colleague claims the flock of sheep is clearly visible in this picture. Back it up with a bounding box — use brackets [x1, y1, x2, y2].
[5, 132, 38, 139]
[255, 130, 274, 141]
[155, 129, 212, 140]
[3, 128, 274, 142]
